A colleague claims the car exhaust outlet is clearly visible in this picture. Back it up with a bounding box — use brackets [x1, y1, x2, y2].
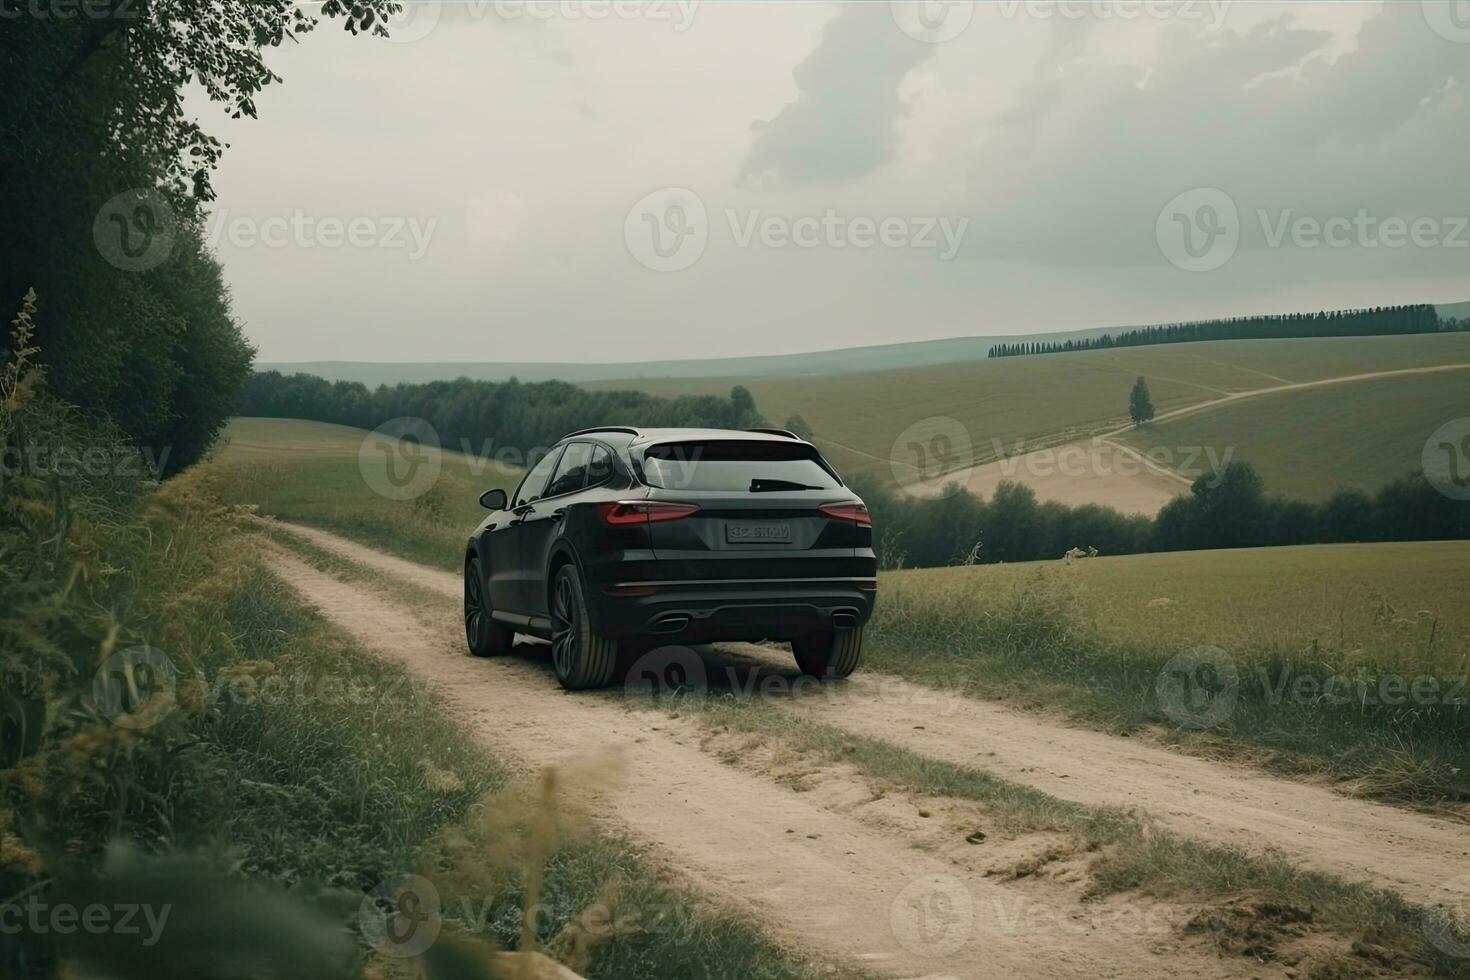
[830, 610, 860, 630]
[651, 615, 690, 634]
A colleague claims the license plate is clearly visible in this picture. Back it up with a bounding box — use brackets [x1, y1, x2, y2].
[726, 521, 792, 544]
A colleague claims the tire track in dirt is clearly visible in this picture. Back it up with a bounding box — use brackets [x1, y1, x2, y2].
[266, 519, 1469, 913]
[710, 643, 1470, 910]
[262, 539, 1255, 980]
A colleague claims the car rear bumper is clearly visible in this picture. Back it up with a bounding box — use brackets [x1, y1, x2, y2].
[587, 578, 877, 642]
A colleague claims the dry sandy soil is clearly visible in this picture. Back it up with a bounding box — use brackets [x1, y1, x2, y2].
[263, 520, 1469, 978]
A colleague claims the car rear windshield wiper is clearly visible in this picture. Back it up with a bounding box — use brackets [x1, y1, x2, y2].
[749, 478, 824, 492]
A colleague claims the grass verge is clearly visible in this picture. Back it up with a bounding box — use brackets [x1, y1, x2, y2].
[865, 556, 1470, 808]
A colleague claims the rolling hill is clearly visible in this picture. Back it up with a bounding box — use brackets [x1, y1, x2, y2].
[257, 301, 1470, 386]
[585, 333, 1470, 501]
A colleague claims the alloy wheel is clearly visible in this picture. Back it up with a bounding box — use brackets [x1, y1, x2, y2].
[551, 573, 578, 678]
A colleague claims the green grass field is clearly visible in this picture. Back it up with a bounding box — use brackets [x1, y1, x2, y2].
[585, 333, 1470, 490]
[868, 541, 1470, 803]
[221, 419, 1470, 804]
[1118, 369, 1470, 499]
[213, 417, 522, 568]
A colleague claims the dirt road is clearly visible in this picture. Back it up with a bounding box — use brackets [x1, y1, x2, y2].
[267, 546, 1260, 979]
[268, 519, 1467, 913]
[904, 361, 1470, 514]
[260, 520, 1470, 976]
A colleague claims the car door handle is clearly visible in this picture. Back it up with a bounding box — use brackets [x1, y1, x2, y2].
[548, 509, 566, 522]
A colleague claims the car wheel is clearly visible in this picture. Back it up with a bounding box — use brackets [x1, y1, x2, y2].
[792, 626, 864, 678]
[465, 556, 513, 657]
[549, 564, 619, 690]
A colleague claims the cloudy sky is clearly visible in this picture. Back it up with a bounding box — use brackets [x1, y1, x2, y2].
[199, 1, 1470, 364]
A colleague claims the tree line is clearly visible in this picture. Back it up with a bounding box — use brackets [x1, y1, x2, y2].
[849, 463, 1469, 569]
[987, 304, 1449, 358]
[239, 371, 767, 457]
[1, 4, 403, 475]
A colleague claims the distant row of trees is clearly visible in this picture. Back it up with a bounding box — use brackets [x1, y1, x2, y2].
[851, 463, 1469, 569]
[987, 305, 1450, 358]
[239, 371, 767, 456]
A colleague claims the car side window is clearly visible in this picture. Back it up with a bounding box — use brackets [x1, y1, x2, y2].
[544, 442, 595, 498]
[586, 445, 614, 487]
[516, 448, 562, 506]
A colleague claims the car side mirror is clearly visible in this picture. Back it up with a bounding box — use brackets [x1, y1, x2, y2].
[479, 488, 508, 511]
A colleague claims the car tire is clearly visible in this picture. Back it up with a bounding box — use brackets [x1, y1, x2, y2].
[792, 626, 864, 679]
[465, 556, 514, 657]
[549, 564, 619, 690]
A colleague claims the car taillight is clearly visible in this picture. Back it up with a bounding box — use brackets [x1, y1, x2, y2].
[820, 502, 872, 526]
[598, 501, 701, 525]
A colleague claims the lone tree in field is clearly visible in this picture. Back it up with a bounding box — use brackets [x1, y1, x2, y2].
[1129, 377, 1155, 427]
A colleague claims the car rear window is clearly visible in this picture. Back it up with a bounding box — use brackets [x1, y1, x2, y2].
[641, 440, 839, 492]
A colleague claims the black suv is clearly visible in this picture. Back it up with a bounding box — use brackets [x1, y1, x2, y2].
[464, 427, 877, 689]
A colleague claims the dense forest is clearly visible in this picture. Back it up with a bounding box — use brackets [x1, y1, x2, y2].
[239, 371, 767, 458]
[987, 304, 1449, 358]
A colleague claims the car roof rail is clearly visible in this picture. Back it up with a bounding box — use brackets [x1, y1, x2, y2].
[562, 426, 641, 439]
[746, 427, 800, 439]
